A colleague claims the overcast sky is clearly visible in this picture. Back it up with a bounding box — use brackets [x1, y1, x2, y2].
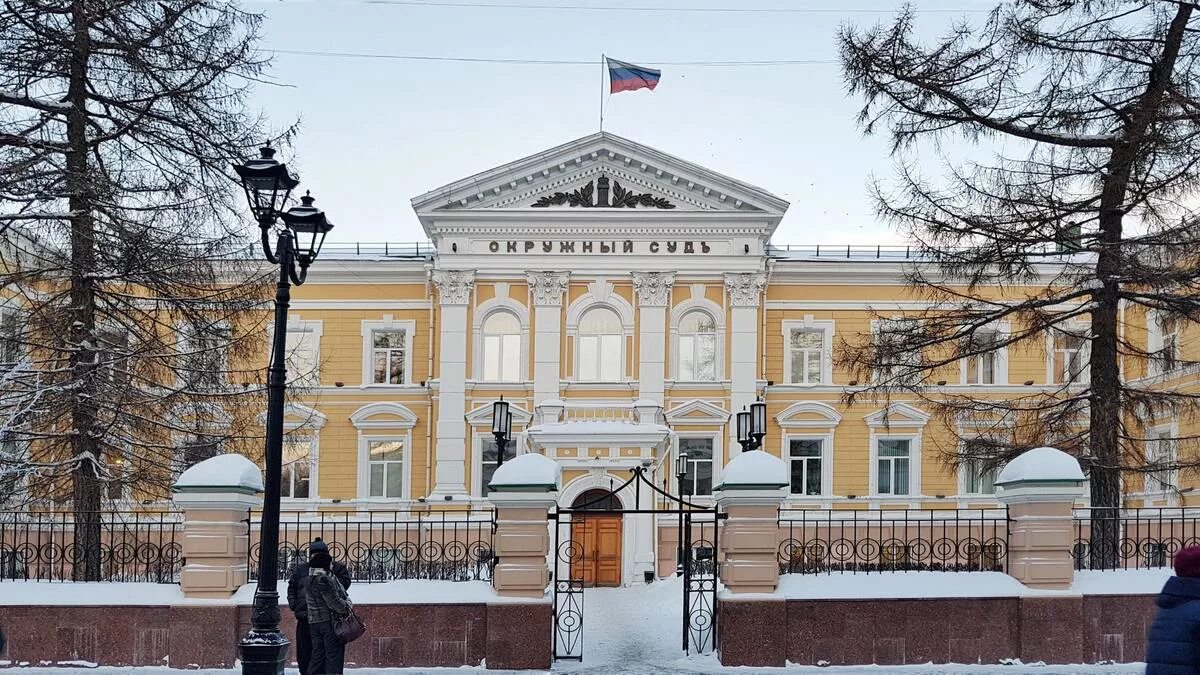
[247, 0, 994, 245]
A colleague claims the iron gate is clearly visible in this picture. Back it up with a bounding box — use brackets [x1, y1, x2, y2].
[549, 465, 725, 660]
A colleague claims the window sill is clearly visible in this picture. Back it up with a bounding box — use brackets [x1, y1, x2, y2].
[359, 383, 423, 389]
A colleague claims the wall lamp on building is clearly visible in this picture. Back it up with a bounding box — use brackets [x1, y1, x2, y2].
[233, 144, 333, 675]
[492, 396, 514, 468]
[736, 399, 768, 452]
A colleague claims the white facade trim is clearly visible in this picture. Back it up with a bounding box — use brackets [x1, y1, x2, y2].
[781, 430, 835, 498]
[663, 399, 730, 425]
[775, 400, 843, 429]
[868, 431, 923, 499]
[349, 402, 419, 430]
[781, 317, 835, 385]
[356, 432, 413, 501]
[958, 321, 1010, 386]
[863, 402, 931, 429]
[669, 288, 726, 381]
[471, 292, 531, 383]
[360, 319, 417, 386]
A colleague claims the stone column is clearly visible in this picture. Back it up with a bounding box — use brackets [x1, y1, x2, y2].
[724, 273, 766, 460]
[527, 272, 569, 406]
[431, 269, 475, 500]
[632, 271, 674, 404]
[714, 450, 789, 668]
[485, 453, 560, 670]
[172, 454, 263, 599]
[996, 446, 1086, 590]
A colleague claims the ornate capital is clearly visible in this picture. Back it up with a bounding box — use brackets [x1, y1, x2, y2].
[526, 271, 570, 306]
[724, 272, 767, 307]
[432, 269, 475, 305]
[631, 272, 676, 307]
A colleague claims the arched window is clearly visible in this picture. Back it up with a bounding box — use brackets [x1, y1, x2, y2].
[481, 311, 521, 382]
[578, 306, 623, 381]
[678, 311, 717, 381]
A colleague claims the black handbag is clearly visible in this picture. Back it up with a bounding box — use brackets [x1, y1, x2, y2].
[334, 609, 366, 644]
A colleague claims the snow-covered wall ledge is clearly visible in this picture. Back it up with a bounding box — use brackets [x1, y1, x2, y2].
[171, 453, 263, 599]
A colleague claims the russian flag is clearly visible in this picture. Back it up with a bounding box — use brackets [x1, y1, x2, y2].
[607, 57, 661, 94]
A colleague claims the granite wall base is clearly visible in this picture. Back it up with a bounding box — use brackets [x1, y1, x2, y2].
[0, 601, 550, 670]
[718, 594, 1157, 668]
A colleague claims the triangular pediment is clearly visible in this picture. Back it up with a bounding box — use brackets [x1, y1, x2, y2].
[864, 402, 931, 429]
[411, 132, 788, 225]
[665, 399, 730, 424]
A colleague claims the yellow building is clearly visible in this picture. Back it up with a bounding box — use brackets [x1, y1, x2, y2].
[160, 133, 1197, 583]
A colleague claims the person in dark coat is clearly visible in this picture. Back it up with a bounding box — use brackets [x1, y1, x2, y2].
[286, 539, 351, 675]
[1146, 545, 1200, 674]
[306, 549, 353, 675]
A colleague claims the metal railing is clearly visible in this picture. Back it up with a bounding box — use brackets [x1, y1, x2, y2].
[777, 508, 1009, 574]
[0, 510, 182, 582]
[248, 507, 497, 583]
[765, 242, 1079, 260]
[1073, 507, 1200, 570]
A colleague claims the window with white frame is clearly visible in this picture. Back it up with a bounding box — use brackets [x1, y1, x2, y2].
[960, 440, 997, 495]
[370, 329, 408, 385]
[1051, 328, 1089, 384]
[1146, 427, 1177, 494]
[96, 328, 131, 386]
[788, 329, 825, 384]
[789, 438, 823, 495]
[962, 329, 1005, 385]
[367, 438, 405, 498]
[478, 435, 516, 497]
[873, 319, 921, 384]
[678, 437, 714, 496]
[281, 434, 314, 499]
[577, 306, 623, 381]
[1149, 312, 1181, 376]
[181, 324, 229, 391]
[876, 438, 912, 496]
[678, 310, 718, 381]
[481, 311, 521, 382]
[285, 326, 320, 387]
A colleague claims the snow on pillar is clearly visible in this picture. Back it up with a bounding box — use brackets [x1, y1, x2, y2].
[431, 269, 475, 500]
[527, 272, 569, 407]
[486, 453, 561, 598]
[724, 273, 766, 461]
[172, 454, 263, 599]
[632, 271, 674, 405]
[995, 447, 1086, 590]
[714, 450, 788, 595]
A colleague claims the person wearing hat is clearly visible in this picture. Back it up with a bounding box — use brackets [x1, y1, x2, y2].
[287, 538, 351, 675]
[1147, 545, 1200, 674]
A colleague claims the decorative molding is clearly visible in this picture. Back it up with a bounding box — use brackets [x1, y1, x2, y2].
[631, 272, 675, 306]
[775, 401, 842, 429]
[526, 271, 570, 306]
[349, 402, 419, 430]
[664, 399, 730, 424]
[531, 175, 676, 209]
[431, 269, 476, 305]
[864, 402, 931, 429]
[588, 278, 614, 303]
[724, 272, 767, 307]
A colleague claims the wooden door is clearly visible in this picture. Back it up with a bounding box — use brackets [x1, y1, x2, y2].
[571, 514, 623, 587]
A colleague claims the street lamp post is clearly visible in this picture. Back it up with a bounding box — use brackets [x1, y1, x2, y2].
[736, 399, 768, 453]
[491, 397, 513, 469]
[675, 452, 688, 576]
[234, 146, 333, 675]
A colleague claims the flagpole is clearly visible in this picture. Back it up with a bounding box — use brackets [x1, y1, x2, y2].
[599, 53, 605, 132]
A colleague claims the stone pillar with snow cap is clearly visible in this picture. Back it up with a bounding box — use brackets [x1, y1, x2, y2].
[487, 452, 561, 598]
[715, 450, 790, 668]
[172, 453, 263, 599]
[995, 446, 1086, 590]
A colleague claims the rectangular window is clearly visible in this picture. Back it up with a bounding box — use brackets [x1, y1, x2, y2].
[876, 439, 911, 496]
[788, 329, 824, 384]
[1151, 314, 1180, 376]
[482, 333, 520, 382]
[789, 439, 823, 495]
[679, 334, 717, 381]
[97, 329, 131, 386]
[873, 319, 920, 384]
[281, 436, 312, 499]
[578, 334, 622, 381]
[960, 444, 997, 495]
[183, 325, 230, 391]
[964, 330, 1001, 385]
[479, 436, 516, 497]
[0, 432, 23, 499]
[679, 437, 714, 496]
[368, 439, 404, 498]
[371, 329, 407, 385]
[286, 328, 319, 387]
[1146, 429, 1177, 494]
[1052, 331, 1088, 383]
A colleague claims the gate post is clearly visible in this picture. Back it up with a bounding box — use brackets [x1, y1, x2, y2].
[995, 446, 1086, 590]
[171, 454, 263, 599]
[714, 450, 788, 668]
[485, 453, 560, 669]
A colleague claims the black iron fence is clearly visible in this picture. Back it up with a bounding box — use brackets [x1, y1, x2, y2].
[0, 510, 182, 582]
[778, 508, 1009, 574]
[1073, 507, 1200, 570]
[248, 507, 497, 583]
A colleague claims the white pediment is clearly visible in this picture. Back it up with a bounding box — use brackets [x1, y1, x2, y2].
[664, 399, 730, 424]
[864, 402, 931, 429]
[465, 402, 533, 427]
[411, 132, 788, 225]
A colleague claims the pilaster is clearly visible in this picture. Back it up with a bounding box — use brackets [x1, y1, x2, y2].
[527, 271, 569, 406]
[632, 272, 674, 405]
[724, 272, 766, 460]
[431, 269, 475, 500]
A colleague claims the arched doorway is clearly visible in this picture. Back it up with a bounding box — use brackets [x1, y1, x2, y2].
[570, 489, 623, 587]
